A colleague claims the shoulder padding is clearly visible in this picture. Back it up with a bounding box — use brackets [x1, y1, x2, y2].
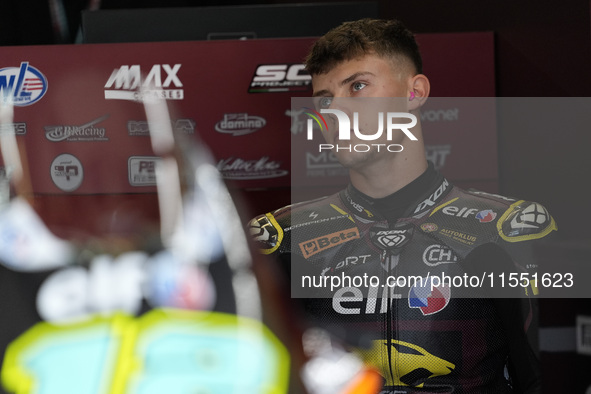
[496, 200, 557, 243]
[247, 213, 284, 255]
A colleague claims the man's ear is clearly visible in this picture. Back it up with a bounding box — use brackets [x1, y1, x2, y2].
[408, 74, 430, 111]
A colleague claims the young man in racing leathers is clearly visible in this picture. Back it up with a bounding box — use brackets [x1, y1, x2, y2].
[249, 18, 556, 393]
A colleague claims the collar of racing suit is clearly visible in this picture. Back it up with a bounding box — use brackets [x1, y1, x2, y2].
[341, 161, 447, 222]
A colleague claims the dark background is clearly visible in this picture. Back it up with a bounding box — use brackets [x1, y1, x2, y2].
[1, 1, 590, 392]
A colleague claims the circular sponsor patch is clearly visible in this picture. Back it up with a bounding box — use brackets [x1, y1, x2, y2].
[420, 223, 438, 232]
[50, 154, 83, 192]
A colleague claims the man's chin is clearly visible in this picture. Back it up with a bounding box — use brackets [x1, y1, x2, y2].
[333, 150, 377, 170]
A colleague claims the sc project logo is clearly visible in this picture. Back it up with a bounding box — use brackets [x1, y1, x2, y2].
[249, 64, 311, 93]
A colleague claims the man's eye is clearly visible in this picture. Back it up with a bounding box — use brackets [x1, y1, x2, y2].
[317, 97, 333, 109]
[352, 82, 366, 92]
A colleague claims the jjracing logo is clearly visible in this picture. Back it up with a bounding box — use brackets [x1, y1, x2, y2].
[45, 115, 109, 142]
[0, 62, 47, 106]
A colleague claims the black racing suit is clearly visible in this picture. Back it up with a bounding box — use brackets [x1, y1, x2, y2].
[249, 163, 557, 393]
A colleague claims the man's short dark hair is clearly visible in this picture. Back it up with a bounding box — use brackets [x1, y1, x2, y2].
[305, 18, 423, 76]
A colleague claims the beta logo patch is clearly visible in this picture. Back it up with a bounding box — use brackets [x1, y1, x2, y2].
[299, 228, 359, 258]
[409, 278, 451, 315]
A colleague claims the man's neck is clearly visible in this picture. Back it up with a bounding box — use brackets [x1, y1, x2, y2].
[348, 144, 428, 199]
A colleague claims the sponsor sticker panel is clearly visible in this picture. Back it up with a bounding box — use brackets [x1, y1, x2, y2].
[0, 34, 496, 196]
[0, 38, 318, 193]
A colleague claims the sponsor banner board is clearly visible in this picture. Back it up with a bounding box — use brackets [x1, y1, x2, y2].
[0, 32, 494, 195]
